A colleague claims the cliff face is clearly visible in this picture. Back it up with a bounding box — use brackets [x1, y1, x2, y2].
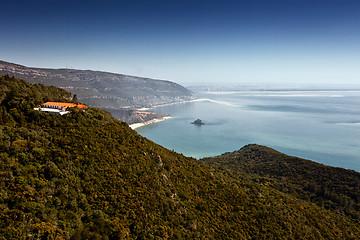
[0, 60, 195, 110]
[1, 75, 360, 239]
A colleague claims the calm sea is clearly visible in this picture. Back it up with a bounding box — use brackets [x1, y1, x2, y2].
[136, 90, 360, 172]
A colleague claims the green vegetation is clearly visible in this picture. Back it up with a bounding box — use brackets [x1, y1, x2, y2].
[1, 75, 360, 239]
[202, 144, 360, 222]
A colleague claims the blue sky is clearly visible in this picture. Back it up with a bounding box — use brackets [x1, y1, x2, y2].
[1, 0, 360, 85]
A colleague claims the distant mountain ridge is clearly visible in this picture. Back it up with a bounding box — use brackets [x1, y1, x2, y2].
[0, 60, 195, 112]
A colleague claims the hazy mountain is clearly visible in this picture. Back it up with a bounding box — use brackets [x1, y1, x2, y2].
[0, 60, 195, 123]
[1, 75, 359, 239]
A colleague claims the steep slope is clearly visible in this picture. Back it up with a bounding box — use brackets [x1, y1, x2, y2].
[202, 144, 360, 221]
[0, 60, 195, 123]
[1, 76, 360, 239]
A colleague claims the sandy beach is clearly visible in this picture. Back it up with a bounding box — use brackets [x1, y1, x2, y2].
[131, 98, 239, 130]
[130, 99, 197, 129]
[130, 116, 173, 130]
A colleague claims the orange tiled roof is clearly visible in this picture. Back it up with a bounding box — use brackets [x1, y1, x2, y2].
[76, 104, 88, 109]
[42, 102, 88, 109]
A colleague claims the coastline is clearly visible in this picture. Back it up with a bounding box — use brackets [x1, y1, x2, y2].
[130, 116, 173, 130]
[130, 99, 198, 130]
[136, 98, 202, 111]
[131, 97, 240, 130]
[131, 98, 236, 130]
[137, 98, 238, 111]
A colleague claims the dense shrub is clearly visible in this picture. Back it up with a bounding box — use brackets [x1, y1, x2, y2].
[0, 75, 359, 239]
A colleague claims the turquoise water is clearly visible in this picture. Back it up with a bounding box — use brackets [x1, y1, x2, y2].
[136, 90, 360, 172]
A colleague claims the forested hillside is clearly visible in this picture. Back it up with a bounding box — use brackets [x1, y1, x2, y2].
[1, 75, 360, 239]
[202, 144, 360, 222]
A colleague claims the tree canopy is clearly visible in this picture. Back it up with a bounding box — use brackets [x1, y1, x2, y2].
[1, 75, 359, 239]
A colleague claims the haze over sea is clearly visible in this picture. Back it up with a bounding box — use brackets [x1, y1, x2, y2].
[136, 87, 360, 172]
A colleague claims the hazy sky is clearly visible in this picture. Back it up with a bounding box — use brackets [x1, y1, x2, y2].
[1, 0, 360, 85]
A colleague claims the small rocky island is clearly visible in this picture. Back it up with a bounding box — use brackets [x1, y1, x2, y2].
[191, 119, 205, 125]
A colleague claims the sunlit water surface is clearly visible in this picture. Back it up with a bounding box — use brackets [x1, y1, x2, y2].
[136, 90, 360, 172]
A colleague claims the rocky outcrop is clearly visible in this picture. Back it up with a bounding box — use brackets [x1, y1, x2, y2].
[191, 119, 205, 125]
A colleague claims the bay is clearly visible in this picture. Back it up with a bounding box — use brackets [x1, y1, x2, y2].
[136, 90, 360, 172]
